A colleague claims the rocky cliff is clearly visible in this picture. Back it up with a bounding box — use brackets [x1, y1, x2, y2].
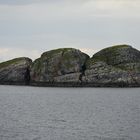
[0, 57, 32, 85]
[30, 48, 89, 83]
[83, 45, 140, 86]
[0, 45, 140, 87]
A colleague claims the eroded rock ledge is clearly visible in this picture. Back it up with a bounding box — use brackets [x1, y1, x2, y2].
[1, 45, 140, 87]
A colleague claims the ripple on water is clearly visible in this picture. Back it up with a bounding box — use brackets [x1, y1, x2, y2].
[0, 86, 139, 140]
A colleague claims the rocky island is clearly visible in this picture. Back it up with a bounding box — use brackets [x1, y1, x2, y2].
[0, 44, 140, 87]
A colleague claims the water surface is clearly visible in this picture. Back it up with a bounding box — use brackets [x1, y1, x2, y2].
[0, 85, 139, 140]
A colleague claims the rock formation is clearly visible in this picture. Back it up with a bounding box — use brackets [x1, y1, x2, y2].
[30, 48, 89, 83]
[0, 45, 140, 87]
[82, 45, 140, 86]
[0, 57, 32, 85]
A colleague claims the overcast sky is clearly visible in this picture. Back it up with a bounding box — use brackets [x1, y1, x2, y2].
[0, 0, 140, 61]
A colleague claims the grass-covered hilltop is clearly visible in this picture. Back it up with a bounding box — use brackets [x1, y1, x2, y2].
[1, 44, 140, 87]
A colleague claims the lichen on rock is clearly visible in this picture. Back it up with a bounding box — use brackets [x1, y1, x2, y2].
[0, 57, 32, 84]
[84, 45, 140, 86]
[30, 48, 89, 82]
[1, 45, 140, 87]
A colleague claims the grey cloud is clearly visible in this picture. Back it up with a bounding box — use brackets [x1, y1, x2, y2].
[0, 0, 90, 5]
[0, 0, 140, 61]
[0, 0, 138, 5]
[0, 0, 50, 5]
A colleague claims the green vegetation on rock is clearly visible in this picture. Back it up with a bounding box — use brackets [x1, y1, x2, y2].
[31, 48, 89, 82]
[85, 44, 139, 69]
[41, 48, 75, 58]
[0, 57, 32, 84]
[0, 45, 140, 87]
[100, 44, 131, 52]
[0, 57, 30, 69]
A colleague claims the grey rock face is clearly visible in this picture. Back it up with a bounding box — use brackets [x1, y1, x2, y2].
[54, 73, 82, 82]
[83, 45, 140, 86]
[1, 45, 140, 87]
[0, 57, 32, 84]
[30, 48, 89, 82]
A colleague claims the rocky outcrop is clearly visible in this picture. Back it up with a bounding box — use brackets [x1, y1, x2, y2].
[1, 45, 140, 87]
[83, 45, 140, 86]
[30, 48, 89, 83]
[0, 57, 32, 85]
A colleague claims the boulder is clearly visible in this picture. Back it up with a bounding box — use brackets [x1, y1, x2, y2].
[83, 45, 140, 86]
[30, 48, 89, 82]
[0, 57, 32, 85]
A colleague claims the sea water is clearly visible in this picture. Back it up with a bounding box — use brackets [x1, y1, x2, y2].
[0, 85, 139, 140]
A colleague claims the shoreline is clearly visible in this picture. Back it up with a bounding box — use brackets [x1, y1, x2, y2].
[0, 82, 140, 88]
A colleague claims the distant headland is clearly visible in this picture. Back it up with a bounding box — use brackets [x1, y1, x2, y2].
[0, 44, 140, 87]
